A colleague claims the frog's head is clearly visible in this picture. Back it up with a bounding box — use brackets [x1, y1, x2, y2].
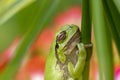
[55, 24, 81, 63]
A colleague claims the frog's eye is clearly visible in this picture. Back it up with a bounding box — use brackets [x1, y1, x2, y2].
[56, 31, 66, 43]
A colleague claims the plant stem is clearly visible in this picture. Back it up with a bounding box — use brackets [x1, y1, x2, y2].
[81, 0, 92, 80]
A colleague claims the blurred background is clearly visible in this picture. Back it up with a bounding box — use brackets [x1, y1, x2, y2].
[0, 0, 120, 80]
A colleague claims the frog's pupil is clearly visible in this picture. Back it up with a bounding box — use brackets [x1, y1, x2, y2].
[56, 31, 66, 42]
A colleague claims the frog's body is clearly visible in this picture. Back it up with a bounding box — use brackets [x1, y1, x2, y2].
[44, 25, 87, 80]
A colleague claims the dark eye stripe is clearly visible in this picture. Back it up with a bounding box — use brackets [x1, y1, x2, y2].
[56, 31, 66, 43]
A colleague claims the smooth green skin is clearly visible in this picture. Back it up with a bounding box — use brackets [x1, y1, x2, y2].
[68, 43, 86, 80]
[44, 25, 86, 80]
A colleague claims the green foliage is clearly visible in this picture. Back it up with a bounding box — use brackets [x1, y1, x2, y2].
[0, 0, 82, 79]
[0, 0, 82, 52]
[91, 0, 113, 80]
[103, 0, 120, 55]
[0, 0, 35, 52]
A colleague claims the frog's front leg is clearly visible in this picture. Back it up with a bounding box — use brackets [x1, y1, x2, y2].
[68, 43, 86, 80]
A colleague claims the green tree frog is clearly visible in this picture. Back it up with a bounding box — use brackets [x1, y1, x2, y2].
[44, 24, 90, 80]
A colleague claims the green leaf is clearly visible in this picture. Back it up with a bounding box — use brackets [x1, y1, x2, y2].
[0, 0, 61, 79]
[102, 0, 120, 55]
[114, 0, 120, 12]
[106, 0, 120, 38]
[0, 0, 35, 25]
[0, 0, 82, 52]
[0, 0, 37, 52]
[91, 0, 114, 80]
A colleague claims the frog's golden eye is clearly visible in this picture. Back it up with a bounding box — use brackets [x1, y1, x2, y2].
[56, 31, 66, 43]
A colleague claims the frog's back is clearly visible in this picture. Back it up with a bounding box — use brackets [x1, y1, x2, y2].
[44, 40, 63, 80]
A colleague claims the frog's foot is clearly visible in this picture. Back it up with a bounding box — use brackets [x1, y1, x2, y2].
[77, 43, 86, 59]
